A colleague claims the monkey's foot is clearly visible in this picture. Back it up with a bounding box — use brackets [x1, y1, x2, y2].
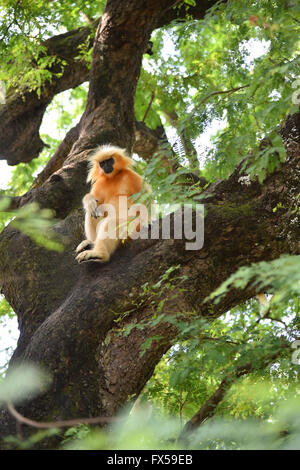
[75, 239, 93, 255]
[76, 249, 110, 264]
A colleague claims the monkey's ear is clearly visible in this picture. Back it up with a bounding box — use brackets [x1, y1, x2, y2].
[87, 157, 99, 183]
[121, 154, 134, 167]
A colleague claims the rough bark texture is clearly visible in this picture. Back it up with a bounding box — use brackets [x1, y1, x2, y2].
[0, 0, 299, 448]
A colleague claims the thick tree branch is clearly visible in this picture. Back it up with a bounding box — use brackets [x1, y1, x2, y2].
[31, 124, 80, 189]
[155, 0, 226, 28]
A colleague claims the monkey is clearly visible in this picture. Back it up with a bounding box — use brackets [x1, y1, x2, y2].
[76, 145, 150, 263]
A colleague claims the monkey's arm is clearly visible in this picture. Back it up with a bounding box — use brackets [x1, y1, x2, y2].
[80, 190, 105, 243]
[82, 191, 104, 219]
[76, 192, 101, 247]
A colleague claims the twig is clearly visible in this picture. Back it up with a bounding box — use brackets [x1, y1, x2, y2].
[180, 84, 250, 127]
[6, 401, 121, 430]
[263, 314, 288, 329]
[197, 85, 250, 108]
[199, 334, 240, 346]
[142, 91, 155, 123]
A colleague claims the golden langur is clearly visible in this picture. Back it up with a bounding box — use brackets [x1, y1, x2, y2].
[76, 145, 149, 263]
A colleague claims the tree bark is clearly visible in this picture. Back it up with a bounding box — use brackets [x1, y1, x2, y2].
[0, 0, 299, 448]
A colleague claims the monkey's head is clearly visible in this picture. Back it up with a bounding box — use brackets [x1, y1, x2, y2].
[87, 145, 133, 182]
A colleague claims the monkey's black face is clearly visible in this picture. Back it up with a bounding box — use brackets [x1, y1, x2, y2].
[99, 157, 115, 174]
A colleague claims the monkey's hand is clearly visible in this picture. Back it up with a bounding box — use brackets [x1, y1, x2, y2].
[82, 193, 99, 219]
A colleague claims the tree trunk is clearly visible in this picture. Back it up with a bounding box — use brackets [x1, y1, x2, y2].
[0, 0, 299, 447]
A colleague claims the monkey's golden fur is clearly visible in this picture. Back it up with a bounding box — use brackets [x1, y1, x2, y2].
[76, 145, 149, 263]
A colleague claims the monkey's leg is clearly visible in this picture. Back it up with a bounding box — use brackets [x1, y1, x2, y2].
[76, 217, 120, 263]
[75, 213, 99, 255]
[85, 211, 98, 241]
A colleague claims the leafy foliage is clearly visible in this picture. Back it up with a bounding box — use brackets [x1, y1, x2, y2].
[137, 0, 300, 178]
[208, 255, 300, 305]
[61, 397, 300, 450]
[0, 0, 102, 95]
[10, 203, 64, 251]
